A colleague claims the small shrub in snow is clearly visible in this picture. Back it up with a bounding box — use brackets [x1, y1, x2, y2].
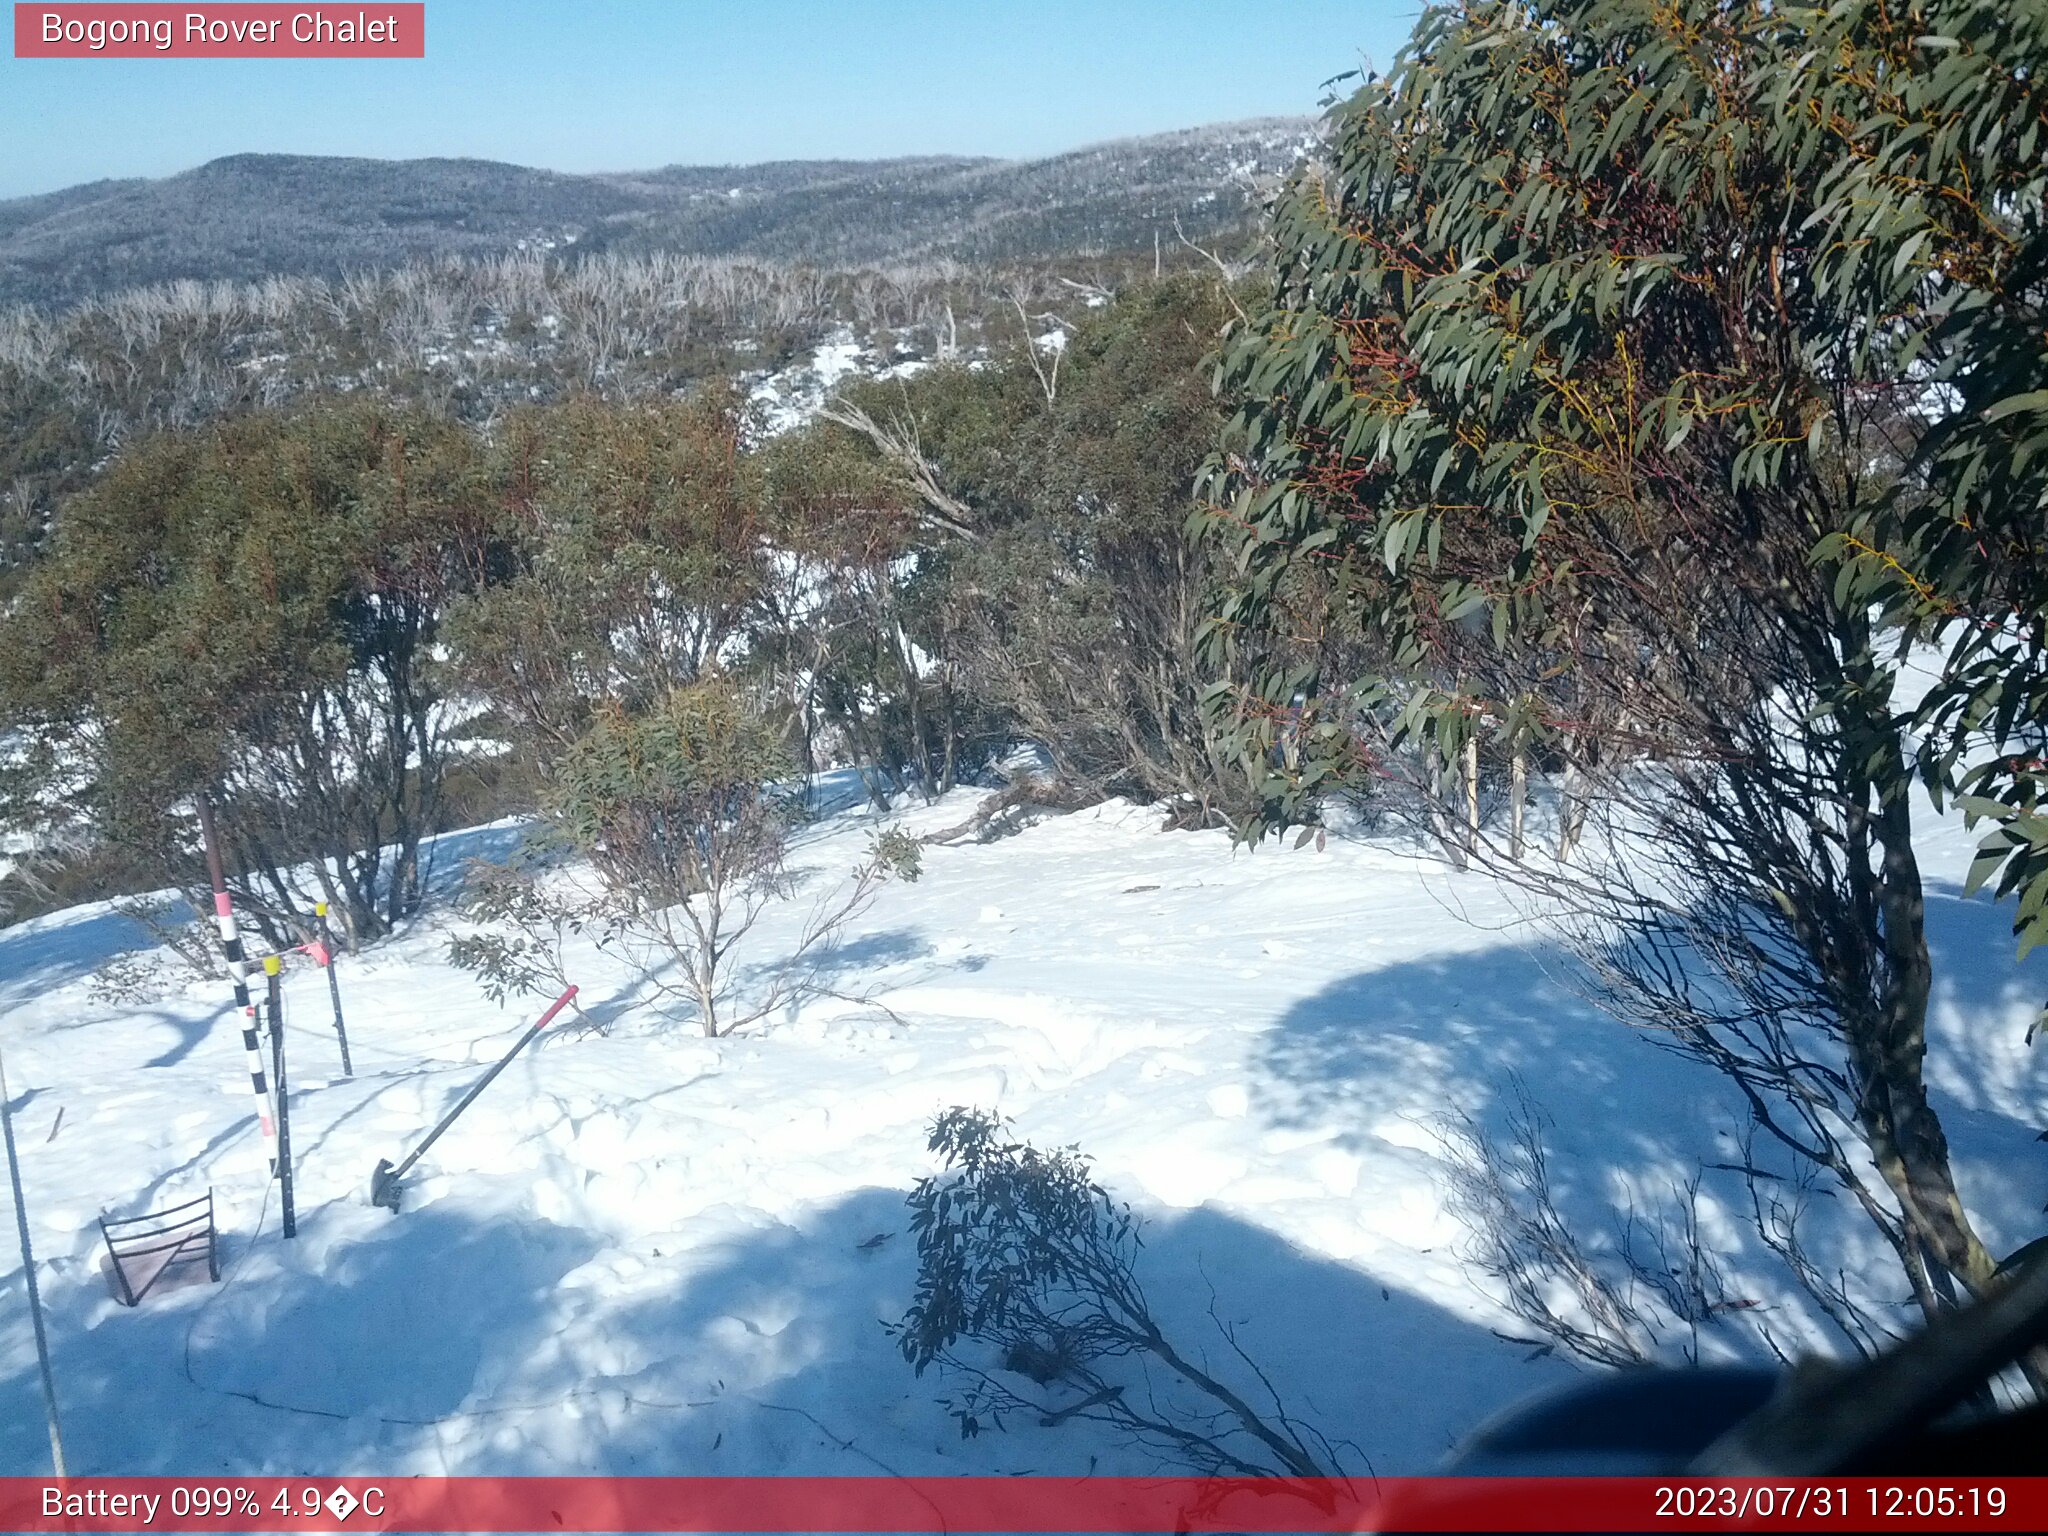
[89, 950, 182, 1007]
[895, 1107, 1340, 1480]
[446, 856, 593, 1018]
[456, 680, 922, 1037]
[89, 898, 222, 1005]
[1435, 1078, 1813, 1369]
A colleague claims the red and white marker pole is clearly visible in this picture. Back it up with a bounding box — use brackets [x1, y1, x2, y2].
[311, 899, 352, 1077]
[196, 797, 278, 1177]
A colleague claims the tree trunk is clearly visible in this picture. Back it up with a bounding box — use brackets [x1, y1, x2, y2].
[1850, 781, 2000, 1296]
[1463, 735, 1481, 854]
[938, 664, 960, 796]
[1558, 758, 1588, 863]
[1509, 746, 1527, 861]
[1425, 748, 1467, 871]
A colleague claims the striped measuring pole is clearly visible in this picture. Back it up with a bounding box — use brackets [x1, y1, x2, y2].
[196, 798, 279, 1178]
[216, 891, 279, 1178]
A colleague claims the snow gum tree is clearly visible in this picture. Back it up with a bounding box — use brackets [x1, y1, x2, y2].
[812, 276, 1273, 826]
[447, 386, 769, 762]
[0, 403, 500, 945]
[749, 414, 975, 806]
[433, 388, 922, 1035]
[1204, 0, 2048, 1326]
[543, 679, 919, 1037]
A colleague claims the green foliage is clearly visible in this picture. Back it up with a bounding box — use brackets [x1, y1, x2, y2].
[750, 415, 976, 801]
[445, 856, 592, 1010]
[449, 388, 768, 760]
[1753, 0, 2048, 954]
[0, 400, 498, 939]
[897, 1107, 1141, 1382]
[815, 275, 1267, 821]
[1206, 0, 2041, 1302]
[1206, 0, 2046, 846]
[0, 365, 96, 600]
[866, 826, 924, 885]
[533, 676, 918, 1037]
[551, 679, 794, 903]
[894, 1108, 1337, 1479]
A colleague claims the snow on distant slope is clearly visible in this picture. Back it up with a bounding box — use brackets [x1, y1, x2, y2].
[747, 328, 924, 435]
[0, 787, 2041, 1476]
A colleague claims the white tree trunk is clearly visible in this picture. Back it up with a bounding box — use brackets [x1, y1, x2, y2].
[1463, 735, 1481, 855]
[1510, 747, 1527, 861]
[1557, 760, 1588, 863]
[1425, 749, 1467, 871]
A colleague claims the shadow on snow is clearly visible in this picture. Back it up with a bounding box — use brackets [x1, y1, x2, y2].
[0, 1181, 1536, 1477]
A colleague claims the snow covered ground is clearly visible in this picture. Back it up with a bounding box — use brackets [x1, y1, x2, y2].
[0, 787, 2042, 1476]
[746, 329, 930, 437]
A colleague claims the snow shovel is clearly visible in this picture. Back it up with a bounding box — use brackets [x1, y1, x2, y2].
[369, 984, 578, 1213]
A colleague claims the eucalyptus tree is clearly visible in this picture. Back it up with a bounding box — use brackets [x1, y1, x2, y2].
[1205, 0, 2048, 1325]
[0, 403, 500, 944]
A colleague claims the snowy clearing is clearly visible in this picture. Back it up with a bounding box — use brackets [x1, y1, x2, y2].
[1, 789, 2042, 1475]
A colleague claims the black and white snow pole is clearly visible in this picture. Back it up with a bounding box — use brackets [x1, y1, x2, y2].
[196, 796, 278, 1176]
[312, 900, 352, 1078]
[265, 957, 296, 1239]
[0, 1031, 67, 1475]
[370, 984, 578, 1213]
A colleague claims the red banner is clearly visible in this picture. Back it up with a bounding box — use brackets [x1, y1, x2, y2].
[0, 1477, 2043, 1532]
[13, 5, 424, 58]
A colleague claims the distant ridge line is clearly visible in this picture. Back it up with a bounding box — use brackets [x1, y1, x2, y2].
[0, 117, 1321, 308]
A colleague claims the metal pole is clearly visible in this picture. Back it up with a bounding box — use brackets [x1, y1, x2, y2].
[371, 985, 577, 1210]
[265, 958, 296, 1239]
[0, 1034, 67, 1475]
[314, 900, 352, 1077]
[196, 796, 278, 1176]
[390, 984, 577, 1183]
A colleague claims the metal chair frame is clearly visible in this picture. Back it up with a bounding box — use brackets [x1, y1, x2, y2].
[98, 1190, 219, 1307]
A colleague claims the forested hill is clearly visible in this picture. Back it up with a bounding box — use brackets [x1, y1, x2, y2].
[0, 118, 1314, 307]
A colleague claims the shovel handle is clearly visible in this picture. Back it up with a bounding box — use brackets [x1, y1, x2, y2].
[385, 984, 579, 1185]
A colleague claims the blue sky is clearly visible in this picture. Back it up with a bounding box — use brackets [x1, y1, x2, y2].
[0, 2, 1421, 199]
